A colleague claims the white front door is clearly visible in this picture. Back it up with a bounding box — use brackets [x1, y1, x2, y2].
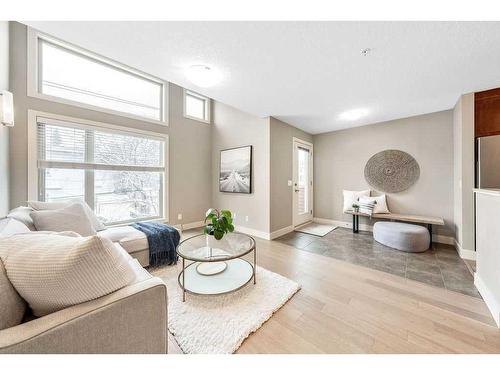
[292, 138, 313, 227]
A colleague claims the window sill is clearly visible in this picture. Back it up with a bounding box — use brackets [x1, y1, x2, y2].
[27, 91, 169, 127]
[103, 217, 169, 229]
[183, 114, 211, 124]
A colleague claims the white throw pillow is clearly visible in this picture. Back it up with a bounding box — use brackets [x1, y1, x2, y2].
[357, 197, 376, 216]
[0, 234, 137, 317]
[30, 203, 97, 237]
[0, 218, 32, 237]
[27, 201, 69, 211]
[7, 206, 36, 231]
[28, 200, 106, 232]
[359, 195, 390, 214]
[112, 243, 152, 284]
[342, 190, 370, 212]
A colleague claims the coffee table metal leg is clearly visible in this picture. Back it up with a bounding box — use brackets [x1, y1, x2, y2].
[253, 248, 256, 285]
[182, 257, 186, 302]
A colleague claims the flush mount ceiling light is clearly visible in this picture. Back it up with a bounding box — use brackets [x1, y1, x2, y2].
[339, 108, 369, 121]
[185, 65, 222, 88]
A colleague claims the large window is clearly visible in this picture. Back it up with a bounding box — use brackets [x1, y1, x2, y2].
[32, 113, 167, 225]
[28, 29, 167, 123]
[183, 89, 211, 123]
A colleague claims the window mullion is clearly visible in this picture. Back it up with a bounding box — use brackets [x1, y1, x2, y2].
[38, 124, 46, 201]
[84, 130, 95, 209]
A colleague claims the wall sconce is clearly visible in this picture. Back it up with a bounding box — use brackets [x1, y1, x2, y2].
[0, 90, 14, 127]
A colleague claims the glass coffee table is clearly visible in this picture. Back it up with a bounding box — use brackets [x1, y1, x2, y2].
[176, 232, 256, 301]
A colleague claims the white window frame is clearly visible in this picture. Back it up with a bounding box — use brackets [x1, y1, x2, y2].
[183, 89, 211, 124]
[27, 110, 169, 225]
[27, 28, 169, 126]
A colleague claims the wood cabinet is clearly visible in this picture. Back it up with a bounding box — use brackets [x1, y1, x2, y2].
[475, 87, 500, 138]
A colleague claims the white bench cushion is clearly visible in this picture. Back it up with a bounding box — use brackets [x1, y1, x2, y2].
[97, 226, 148, 254]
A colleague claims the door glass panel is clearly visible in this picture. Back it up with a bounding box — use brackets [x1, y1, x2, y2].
[297, 147, 310, 215]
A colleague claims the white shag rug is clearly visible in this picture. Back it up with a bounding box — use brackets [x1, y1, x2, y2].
[151, 264, 300, 354]
[295, 223, 337, 237]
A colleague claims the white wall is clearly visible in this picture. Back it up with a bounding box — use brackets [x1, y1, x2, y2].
[212, 102, 271, 235]
[475, 190, 500, 326]
[453, 93, 475, 253]
[0, 21, 9, 217]
[313, 110, 455, 237]
[270, 117, 313, 232]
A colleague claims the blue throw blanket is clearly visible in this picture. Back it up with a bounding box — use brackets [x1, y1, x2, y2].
[130, 222, 180, 267]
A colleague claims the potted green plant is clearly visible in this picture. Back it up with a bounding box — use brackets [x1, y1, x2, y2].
[204, 208, 235, 240]
[352, 202, 360, 213]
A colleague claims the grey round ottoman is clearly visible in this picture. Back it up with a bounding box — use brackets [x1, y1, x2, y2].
[373, 222, 430, 252]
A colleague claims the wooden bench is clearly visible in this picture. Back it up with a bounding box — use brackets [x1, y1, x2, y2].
[345, 210, 445, 244]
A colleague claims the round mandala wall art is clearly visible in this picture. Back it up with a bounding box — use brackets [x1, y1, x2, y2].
[364, 150, 420, 193]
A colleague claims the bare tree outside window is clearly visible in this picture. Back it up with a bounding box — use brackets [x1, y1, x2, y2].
[38, 121, 165, 224]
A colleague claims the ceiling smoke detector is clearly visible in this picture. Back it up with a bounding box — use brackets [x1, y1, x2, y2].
[360, 48, 371, 56]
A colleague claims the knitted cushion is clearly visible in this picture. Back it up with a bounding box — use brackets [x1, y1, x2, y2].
[0, 233, 136, 317]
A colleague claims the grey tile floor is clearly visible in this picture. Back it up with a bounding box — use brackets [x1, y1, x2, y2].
[275, 227, 480, 298]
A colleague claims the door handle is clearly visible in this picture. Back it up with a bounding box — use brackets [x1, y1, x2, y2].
[294, 189, 300, 192]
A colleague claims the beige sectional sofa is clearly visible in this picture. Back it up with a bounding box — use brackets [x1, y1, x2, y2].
[0, 210, 168, 354]
[97, 225, 151, 267]
[0, 276, 168, 353]
[7, 205, 151, 266]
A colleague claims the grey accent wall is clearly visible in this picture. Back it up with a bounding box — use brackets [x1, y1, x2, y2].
[0, 21, 9, 216]
[8, 22, 211, 225]
[313, 110, 455, 237]
[453, 93, 475, 251]
[212, 102, 270, 234]
[269, 117, 313, 232]
[168, 84, 212, 225]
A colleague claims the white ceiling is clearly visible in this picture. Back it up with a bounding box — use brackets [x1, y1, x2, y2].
[23, 21, 500, 134]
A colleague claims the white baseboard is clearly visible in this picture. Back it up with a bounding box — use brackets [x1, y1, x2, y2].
[313, 217, 373, 231]
[313, 217, 455, 247]
[173, 220, 205, 233]
[235, 225, 271, 240]
[184, 220, 205, 230]
[174, 221, 290, 241]
[270, 225, 294, 240]
[434, 234, 455, 246]
[454, 239, 476, 260]
[474, 273, 500, 327]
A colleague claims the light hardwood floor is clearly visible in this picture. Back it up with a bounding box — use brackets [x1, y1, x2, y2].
[167, 231, 500, 354]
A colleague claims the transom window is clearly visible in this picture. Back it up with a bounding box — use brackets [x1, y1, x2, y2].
[29, 29, 167, 123]
[183, 89, 211, 123]
[32, 114, 167, 225]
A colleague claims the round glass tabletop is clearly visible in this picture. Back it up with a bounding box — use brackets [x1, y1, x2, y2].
[176, 232, 255, 262]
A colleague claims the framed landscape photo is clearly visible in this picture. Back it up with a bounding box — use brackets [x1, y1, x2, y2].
[219, 145, 252, 194]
